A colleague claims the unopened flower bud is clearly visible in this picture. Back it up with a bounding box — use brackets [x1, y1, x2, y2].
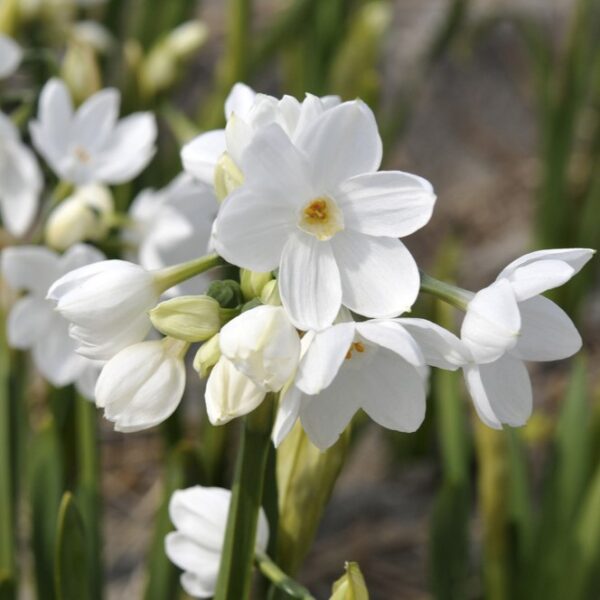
[260, 279, 281, 306]
[214, 152, 244, 201]
[206, 279, 243, 309]
[60, 40, 101, 104]
[150, 295, 221, 342]
[45, 184, 113, 251]
[330, 562, 369, 600]
[165, 20, 208, 58]
[240, 269, 272, 301]
[193, 334, 221, 378]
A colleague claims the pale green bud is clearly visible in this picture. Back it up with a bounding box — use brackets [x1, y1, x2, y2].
[214, 151, 244, 201]
[165, 20, 208, 58]
[150, 295, 221, 342]
[60, 40, 101, 104]
[330, 562, 369, 600]
[193, 334, 221, 378]
[206, 279, 243, 309]
[240, 269, 273, 301]
[260, 279, 282, 306]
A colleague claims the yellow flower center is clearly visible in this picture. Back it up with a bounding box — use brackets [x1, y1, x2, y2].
[74, 146, 91, 163]
[345, 341, 365, 360]
[298, 195, 344, 241]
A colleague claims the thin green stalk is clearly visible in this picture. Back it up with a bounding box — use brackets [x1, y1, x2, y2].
[155, 254, 224, 292]
[255, 551, 315, 600]
[214, 394, 275, 600]
[419, 271, 472, 310]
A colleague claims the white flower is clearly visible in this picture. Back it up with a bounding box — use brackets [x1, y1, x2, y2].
[95, 337, 187, 431]
[273, 318, 427, 450]
[0, 112, 43, 237]
[214, 101, 436, 330]
[30, 78, 157, 185]
[1, 244, 104, 396]
[165, 485, 269, 598]
[0, 34, 22, 78]
[125, 174, 218, 296]
[181, 83, 340, 186]
[460, 248, 594, 429]
[47, 259, 161, 360]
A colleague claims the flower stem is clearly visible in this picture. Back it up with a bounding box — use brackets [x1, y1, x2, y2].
[154, 254, 225, 293]
[214, 394, 276, 600]
[255, 551, 315, 600]
[419, 270, 473, 311]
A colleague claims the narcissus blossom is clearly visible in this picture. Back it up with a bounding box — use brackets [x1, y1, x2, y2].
[273, 318, 428, 450]
[0, 112, 43, 237]
[30, 78, 157, 185]
[1, 244, 104, 396]
[460, 248, 594, 429]
[214, 101, 436, 330]
[165, 486, 269, 598]
[95, 338, 187, 431]
[0, 35, 22, 78]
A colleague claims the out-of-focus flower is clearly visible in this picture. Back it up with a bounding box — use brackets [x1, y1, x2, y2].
[60, 40, 102, 104]
[47, 259, 161, 360]
[460, 248, 595, 429]
[273, 318, 427, 450]
[214, 102, 436, 330]
[0, 112, 43, 237]
[0, 33, 22, 77]
[30, 78, 157, 185]
[45, 183, 113, 250]
[1, 244, 103, 397]
[70, 21, 114, 54]
[94, 337, 187, 431]
[165, 485, 269, 598]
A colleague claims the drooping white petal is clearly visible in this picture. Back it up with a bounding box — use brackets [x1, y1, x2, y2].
[336, 171, 436, 238]
[463, 355, 532, 429]
[7, 297, 53, 350]
[295, 322, 355, 395]
[1, 246, 60, 295]
[279, 232, 342, 331]
[511, 295, 582, 362]
[181, 130, 226, 185]
[297, 100, 382, 192]
[332, 231, 419, 318]
[272, 384, 303, 448]
[356, 320, 424, 366]
[224, 82, 256, 119]
[460, 279, 521, 364]
[0, 34, 22, 78]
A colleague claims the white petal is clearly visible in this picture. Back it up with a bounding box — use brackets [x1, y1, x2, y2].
[7, 297, 53, 350]
[279, 233, 342, 331]
[224, 114, 253, 165]
[1, 246, 60, 295]
[181, 130, 226, 185]
[296, 100, 382, 191]
[396, 318, 470, 369]
[75, 362, 101, 401]
[332, 232, 419, 318]
[511, 295, 582, 361]
[225, 82, 256, 119]
[272, 384, 303, 447]
[0, 34, 22, 78]
[295, 322, 355, 394]
[336, 171, 435, 237]
[59, 243, 105, 273]
[498, 248, 595, 282]
[356, 320, 424, 366]
[460, 279, 520, 364]
[179, 570, 218, 599]
[72, 88, 120, 151]
[463, 356, 532, 429]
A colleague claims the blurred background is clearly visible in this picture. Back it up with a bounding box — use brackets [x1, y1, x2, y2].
[2, 0, 600, 598]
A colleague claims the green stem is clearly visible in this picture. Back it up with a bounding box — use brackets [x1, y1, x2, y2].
[214, 394, 275, 600]
[255, 551, 315, 600]
[155, 254, 225, 292]
[419, 270, 472, 310]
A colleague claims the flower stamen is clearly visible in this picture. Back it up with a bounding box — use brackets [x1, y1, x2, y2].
[298, 195, 344, 241]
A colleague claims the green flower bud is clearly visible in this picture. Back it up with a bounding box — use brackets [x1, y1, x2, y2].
[330, 562, 369, 600]
[206, 279, 243, 309]
[260, 279, 282, 306]
[193, 334, 221, 378]
[60, 40, 101, 104]
[240, 269, 273, 300]
[214, 151, 244, 202]
[150, 295, 220, 342]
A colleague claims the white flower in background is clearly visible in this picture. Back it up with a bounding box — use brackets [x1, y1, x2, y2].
[181, 82, 340, 186]
[30, 78, 157, 185]
[273, 318, 428, 450]
[215, 102, 436, 331]
[45, 184, 114, 250]
[460, 248, 594, 429]
[47, 259, 161, 360]
[0, 34, 22, 78]
[95, 337, 187, 431]
[125, 174, 218, 296]
[70, 21, 115, 54]
[0, 112, 43, 237]
[1, 244, 104, 397]
[165, 486, 269, 598]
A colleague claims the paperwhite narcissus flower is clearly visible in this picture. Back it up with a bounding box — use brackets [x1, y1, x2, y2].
[214, 102, 436, 331]
[30, 78, 157, 185]
[165, 486, 269, 598]
[460, 248, 594, 429]
[0, 35, 22, 78]
[0, 112, 43, 237]
[273, 319, 427, 450]
[47, 260, 161, 360]
[95, 337, 187, 431]
[125, 174, 218, 296]
[1, 244, 104, 397]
